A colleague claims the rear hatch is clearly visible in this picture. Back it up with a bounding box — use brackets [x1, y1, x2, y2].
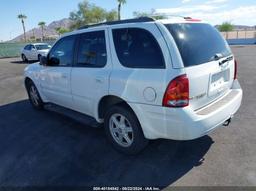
[165, 23, 235, 111]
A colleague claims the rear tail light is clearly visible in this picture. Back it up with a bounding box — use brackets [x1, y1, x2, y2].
[163, 74, 189, 108]
[234, 59, 238, 80]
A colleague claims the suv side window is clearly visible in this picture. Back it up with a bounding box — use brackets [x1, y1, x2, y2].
[76, 31, 107, 68]
[112, 28, 165, 68]
[48, 35, 76, 66]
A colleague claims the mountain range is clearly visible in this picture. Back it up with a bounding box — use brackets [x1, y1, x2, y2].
[11, 18, 74, 42]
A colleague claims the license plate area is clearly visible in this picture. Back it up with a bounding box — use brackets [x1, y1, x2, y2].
[208, 69, 230, 97]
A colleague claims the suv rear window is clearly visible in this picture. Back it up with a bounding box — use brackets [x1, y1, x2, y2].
[112, 28, 165, 68]
[165, 23, 232, 67]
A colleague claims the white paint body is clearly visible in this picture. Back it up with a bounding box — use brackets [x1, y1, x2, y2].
[24, 18, 243, 140]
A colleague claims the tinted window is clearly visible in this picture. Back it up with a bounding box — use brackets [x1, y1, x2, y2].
[35, 44, 51, 50]
[48, 35, 76, 66]
[24, 45, 31, 50]
[112, 28, 165, 68]
[76, 31, 107, 67]
[165, 23, 232, 67]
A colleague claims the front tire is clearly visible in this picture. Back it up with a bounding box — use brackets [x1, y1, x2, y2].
[27, 81, 44, 110]
[104, 105, 148, 155]
[38, 54, 41, 61]
[21, 54, 27, 62]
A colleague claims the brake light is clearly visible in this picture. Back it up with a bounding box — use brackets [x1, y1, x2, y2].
[163, 74, 189, 108]
[234, 59, 238, 80]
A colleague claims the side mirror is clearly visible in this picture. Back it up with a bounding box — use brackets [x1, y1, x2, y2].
[39, 56, 48, 66]
[49, 57, 60, 66]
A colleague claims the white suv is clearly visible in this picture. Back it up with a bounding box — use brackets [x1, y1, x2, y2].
[24, 17, 243, 154]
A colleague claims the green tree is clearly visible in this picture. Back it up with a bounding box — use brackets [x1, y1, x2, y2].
[55, 27, 70, 36]
[133, 9, 167, 20]
[117, 0, 126, 20]
[69, 0, 118, 29]
[106, 9, 118, 21]
[38, 21, 46, 42]
[218, 22, 234, 32]
[133, 11, 149, 17]
[87, 6, 107, 23]
[218, 22, 234, 39]
[17, 14, 27, 42]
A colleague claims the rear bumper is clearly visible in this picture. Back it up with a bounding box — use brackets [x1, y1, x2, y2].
[129, 80, 243, 140]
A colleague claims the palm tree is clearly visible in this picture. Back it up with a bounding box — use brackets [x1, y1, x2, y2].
[17, 14, 27, 42]
[55, 27, 69, 37]
[38, 21, 46, 42]
[117, 0, 126, 20]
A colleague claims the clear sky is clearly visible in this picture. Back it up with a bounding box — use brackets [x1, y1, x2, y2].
[0, 0, 255, 41]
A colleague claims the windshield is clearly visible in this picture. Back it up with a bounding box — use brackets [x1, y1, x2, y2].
[165, 23, 232, 67]
[35, 44, 51, 50]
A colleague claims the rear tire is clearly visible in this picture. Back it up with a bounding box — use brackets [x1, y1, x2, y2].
[104, 105, 148, 155]
[26, 81, 44, 110]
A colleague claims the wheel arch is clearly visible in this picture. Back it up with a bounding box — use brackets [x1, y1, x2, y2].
[97, 95, 136, 122]
[24, 77, 33, 90]
[24, 76, 48, 103]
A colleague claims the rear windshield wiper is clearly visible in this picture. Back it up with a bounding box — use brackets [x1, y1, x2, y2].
[209, 53, 223, 62]
[219, 55, 233, 66]
[213, 53, 224, 61]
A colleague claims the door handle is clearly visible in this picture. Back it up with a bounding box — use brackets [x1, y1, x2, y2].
[61, 74, 68, 79]
[95, 77, 104, 83]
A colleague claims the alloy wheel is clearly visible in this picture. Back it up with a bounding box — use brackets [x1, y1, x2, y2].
[109, 113, 134, 147]
[29, 85, 39, 106]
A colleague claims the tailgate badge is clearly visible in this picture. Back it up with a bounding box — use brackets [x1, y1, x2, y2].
[190, 93, 206, 100]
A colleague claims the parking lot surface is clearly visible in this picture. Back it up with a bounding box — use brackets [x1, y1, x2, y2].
[0, 46, 255, 188]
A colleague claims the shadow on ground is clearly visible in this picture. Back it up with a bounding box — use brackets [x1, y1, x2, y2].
[10, 60, 37, 64]
[0, 100, 214, 187]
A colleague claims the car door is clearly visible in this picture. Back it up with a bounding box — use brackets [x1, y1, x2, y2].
[22, 45, 28, 58]
[40, 35, 77, 108]
[25, 45, 32, 60]
[108, 24, 171, 106]
[71, 29, 111, 116]
[30, 45, 38, 60]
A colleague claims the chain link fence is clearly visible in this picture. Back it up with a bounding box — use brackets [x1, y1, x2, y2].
[0, 41, 55, 58]
[0, 43, 27, 58]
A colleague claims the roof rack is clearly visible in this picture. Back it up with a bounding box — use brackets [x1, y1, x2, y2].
[78, 17, 155, 30]
[150, 13, 191, 19]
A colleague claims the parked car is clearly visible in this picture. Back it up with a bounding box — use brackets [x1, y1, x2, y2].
[21, 43, 51, 62]
[24, 17, 243, 154]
